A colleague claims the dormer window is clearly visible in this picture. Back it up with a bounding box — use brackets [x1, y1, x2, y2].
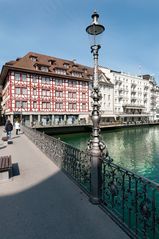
[48, 59, 55, 65]
[72, 71, 82, 78]
[41, 66, 49, 72]
[55, 68, 66, 75]
[34, 62, 50, 72]
[83, 68, 87, 74]
[72, 65, 77, 69]
[30, 56, 37, 62]
[63, 63, 69, 69]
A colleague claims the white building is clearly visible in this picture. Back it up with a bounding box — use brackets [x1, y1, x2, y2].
[99, 71, 114, 123]
[99, 67, 159, 123]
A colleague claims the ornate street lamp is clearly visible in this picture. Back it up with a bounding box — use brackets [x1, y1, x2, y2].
[86, 11, 108, 204]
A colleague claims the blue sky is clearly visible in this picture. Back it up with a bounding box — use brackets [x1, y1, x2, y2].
[0, 0, 159, 82]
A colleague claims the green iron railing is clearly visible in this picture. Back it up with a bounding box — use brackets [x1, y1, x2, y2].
[101, 157, 159, 239]
[23, 126, 90, 193]
[23, 126, 159, 238]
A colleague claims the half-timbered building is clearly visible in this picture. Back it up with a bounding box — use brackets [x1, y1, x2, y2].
[0, 52, 93, 125]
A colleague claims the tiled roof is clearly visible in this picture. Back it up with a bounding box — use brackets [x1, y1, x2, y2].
[0, 52, 94, 85]
[10, 52, 93, 78]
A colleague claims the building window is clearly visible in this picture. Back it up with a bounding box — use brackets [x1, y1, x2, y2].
[41, 77, 50, 83]
[30, 56, 37, 62]
[15, 87, 21, 95]
[33, 88, 37, 96]
[41, 66, 49, 72]
[42, 77, 45, 83]
[68, 103, 77, 110]
[82, 93, 86, 99]
[15, 101, 21, 108]
[68, 80, 76, 87]
[71, 71, 82, 78]
[84, 68, 87, 74]
[32, 75, 38, 83]
[55, 102, 63, 109]
[15, 101, 27, 108]
[15, 73, 20, 81]
[42, 102, 46, 109]
[22, 74, 27, 81]
[22, 88, 27, 95]
[42, 90, 46, 96]
[55, 91, 63, 97]
[33, 101, 37, 108]
[42, 102, 50, 109]
[82, 82, 87, 87]
[22, 101, 27, 108]
[46, 90, 50, 96]
[63, 63, 69, 69]
[55, 68, 66, 75]
[48, 60, 55, 65]
[68, 92, 76, 98]
[82, 103, 86, 110]
[55, 79, 63, 86]
[42, 89, 50, 97]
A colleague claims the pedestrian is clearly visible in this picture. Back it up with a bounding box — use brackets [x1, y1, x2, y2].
[5, 120, 13, 139]
[15, 121, 20, 135]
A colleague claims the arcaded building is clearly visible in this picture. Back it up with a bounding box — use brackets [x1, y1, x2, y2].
[0, 52, 93, 126]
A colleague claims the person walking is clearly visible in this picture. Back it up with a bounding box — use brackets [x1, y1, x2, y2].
[5, 120, 13, 139]
[15, 121, 20, 135]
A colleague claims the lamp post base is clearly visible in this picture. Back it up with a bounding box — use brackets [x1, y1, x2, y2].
[89, 195, 100, 205]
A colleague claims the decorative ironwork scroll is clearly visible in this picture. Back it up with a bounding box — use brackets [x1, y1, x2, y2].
[23, 126, 159, 238]
[23, 126, 91, 193]
[101, 157, 159, 239]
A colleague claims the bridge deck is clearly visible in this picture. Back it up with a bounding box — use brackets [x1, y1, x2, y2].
[0, 126, 129, 239]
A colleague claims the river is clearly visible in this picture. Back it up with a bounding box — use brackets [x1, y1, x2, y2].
[56, 125, 159, 183]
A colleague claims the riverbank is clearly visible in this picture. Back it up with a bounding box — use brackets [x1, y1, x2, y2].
[34, 121, 159, 134]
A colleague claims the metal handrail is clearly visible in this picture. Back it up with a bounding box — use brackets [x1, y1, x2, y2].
[23, 126, 91, 193]
[101, 156, 159, 239]
[23, 125, 159, 238]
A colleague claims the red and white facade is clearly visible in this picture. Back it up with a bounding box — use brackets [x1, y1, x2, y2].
[0, 52, 93, 125]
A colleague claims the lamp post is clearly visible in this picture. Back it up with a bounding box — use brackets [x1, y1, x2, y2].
[20, 101, 22, 124]
[86, 11, 108, 204]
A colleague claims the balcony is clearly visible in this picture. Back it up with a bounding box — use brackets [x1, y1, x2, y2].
[118, 87, 123, 92]
[144, 85, 149, 90]
[151, 102, 156, 106]
[131, 96, 137, 100]
[131, 89, 136, 94]
[119, 95, 123, 100]
[131, 82, 137, 87]
[118, 80, 122, 85]
[123, 104, 145, 110]
[151, 94, 157, 99]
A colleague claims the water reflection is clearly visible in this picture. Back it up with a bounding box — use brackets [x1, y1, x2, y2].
[57, 126, 159, 183]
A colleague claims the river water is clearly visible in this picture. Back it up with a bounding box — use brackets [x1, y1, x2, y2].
[57, 125, 159, 183]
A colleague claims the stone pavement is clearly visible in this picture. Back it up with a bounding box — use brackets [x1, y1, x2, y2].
[0, 126, 130, 239]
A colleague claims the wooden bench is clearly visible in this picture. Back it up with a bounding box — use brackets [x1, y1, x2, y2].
[0, 156, 12, 180]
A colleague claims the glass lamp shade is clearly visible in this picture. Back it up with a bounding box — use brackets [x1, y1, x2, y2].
[86, 23, 105, 36]
[86, 11, 105, 36]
